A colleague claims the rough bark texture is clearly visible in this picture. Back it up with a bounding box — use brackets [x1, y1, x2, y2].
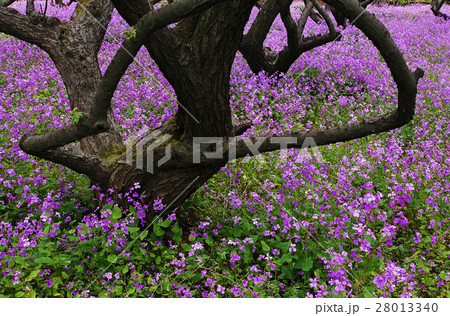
[0, 0, 123, 157]
[0, 0, 424, 225]
[109, 0, 257, 221]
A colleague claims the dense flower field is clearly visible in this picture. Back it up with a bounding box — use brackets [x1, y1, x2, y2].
[0, 2, 449, 297]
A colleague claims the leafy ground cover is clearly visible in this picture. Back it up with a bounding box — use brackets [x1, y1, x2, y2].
[0, 2, 449, 297]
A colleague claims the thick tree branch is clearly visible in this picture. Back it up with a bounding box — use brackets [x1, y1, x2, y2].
[278, 0, 298, 51]
[240, 0, 339, 75]
[233, 119, 253, 136]
[297, 0, 314, 37]
[432, 0, 449, 20]
[311, 0, 337, 35]
[91, 0, 227, 121]
[0, 6, 60, 47]
[272, 0, 339, 73]
[240, 0, 281, 73]
[37, 145, 111, 186]
[234, 0, 425, 159]
[68, 0, 114, 55]
[26, 0, 36, 15]
[20, 0, 228, 156]
[19, 117, 107, 155]
[360, 0, 375, 7]
[244, 0, 280, 47]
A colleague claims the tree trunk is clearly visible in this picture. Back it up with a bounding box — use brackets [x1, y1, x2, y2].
[5, 0, 422, 227]
[51, 1, 122, 155]
[103, 0, 256, 222]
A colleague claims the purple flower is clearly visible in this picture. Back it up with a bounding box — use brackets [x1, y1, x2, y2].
[217, 285, 225, 294]
[288, 243, 297, 252]
[205, 278, 216, 287]
[373, 275, 386, 289]
[413, 232, 422, 244]
[153, 198, 164, 211]
[364, 182, 373, 190]
[309, 278, 319, 288]
[230, 252, 241, 267]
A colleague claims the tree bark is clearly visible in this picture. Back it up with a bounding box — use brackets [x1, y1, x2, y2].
[108, 0, 257, 221]
[240, 0, 339, 76]
[431, 0, 449, 20]
[1, 0, 424, 226]
[0, 0, 123, 157]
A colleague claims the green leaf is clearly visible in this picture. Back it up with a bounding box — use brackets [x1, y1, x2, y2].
[80, 223, 88, 235]
[161, 281, 170, 292]
[129, 227, 139, 234]
[172, 223, 182, 243]
[26, 270, 40, 282]
[129, 227, 139, 239]
[363, 235, 376, 246]
[153, 224, 165, 237]
[35, 257, 53, 265]
[172, 222, 182, 234]
[277, 254, 291, 265]
[15, 291, 25, 298]
[111, 206, 122, 220]
[159, 220, 172, 228]
[363, 287, 375, 298]
[27, 289, 36, 298]
[139, 230, 148, 240]
[261, 240, 270, 253]
[181, 244, 191, 252]
[126, 287, 136, 295]
[115, 286, 123, 295]
[107, 254, 118, 263]
[307, 240, 317, 252]
[56, 255, 71, 266]
[155, 256, 161, 265]
[276, 242, 290, 251]
[232, 225, 242, 237]
[281, 265, 295, 280]
[295, 255, 313, 272]
[364, 257, 380, 275]
[244, 250, 253, 264]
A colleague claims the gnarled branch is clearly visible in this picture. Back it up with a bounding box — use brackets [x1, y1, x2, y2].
[233, 0, 424, 159]
[20, 0, 228, 156]
[311, 0, 336, 35]
[240, 0, 340, 75]
[36, 145, 111, 187]
[91, 0, 228, 121]
[431, 0, 449, 20]
[0, 5, 60, 47]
